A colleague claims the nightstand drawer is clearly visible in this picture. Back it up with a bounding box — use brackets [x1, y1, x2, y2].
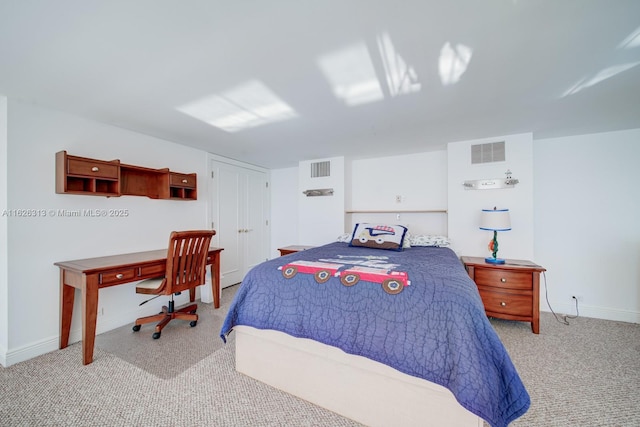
[475, 269, 532, 290]
[478, 289, 532, 316]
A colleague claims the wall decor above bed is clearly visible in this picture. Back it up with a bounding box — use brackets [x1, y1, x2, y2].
[302, 188, 334, 197]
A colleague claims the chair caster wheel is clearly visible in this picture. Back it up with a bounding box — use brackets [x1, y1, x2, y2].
[152, 332, 161, 339]
[190, 320, 197, 327]
[132, 325, 141, 332]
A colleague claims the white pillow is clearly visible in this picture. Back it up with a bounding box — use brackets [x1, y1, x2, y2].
[336, 233, 351, 243]
[403, 231, 412, 248]
[409, 235, 450, 247]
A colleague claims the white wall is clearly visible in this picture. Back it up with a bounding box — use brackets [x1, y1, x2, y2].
[0, 96, 8, 366]
[270, 167, 299, 258]
[4, 100, 210, 366]
[534, 130, 640, 323]
[347, 151, 448, 237]
[298, 157, 345, 246]
[448, 134, 535, 260]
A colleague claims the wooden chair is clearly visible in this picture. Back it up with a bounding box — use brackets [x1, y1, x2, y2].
[132, 230, 215, 339]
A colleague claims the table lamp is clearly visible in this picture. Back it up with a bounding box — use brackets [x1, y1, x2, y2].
[480, 207, 511, 264]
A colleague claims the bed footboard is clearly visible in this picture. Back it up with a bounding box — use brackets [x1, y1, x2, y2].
[235, 326, 482, 427]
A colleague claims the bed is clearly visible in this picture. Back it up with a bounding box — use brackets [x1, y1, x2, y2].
[220, 227, 530, 427]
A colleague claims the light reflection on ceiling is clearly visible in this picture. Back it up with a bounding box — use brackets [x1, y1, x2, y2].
[317, 41, 385, 106]
[438, 42, 473, 86]
[562, 61, 640, 97]
[177, 80, 298, 133]
[563, 27, 640, 97]
[618, 26, 640, 49]
[317, 32, 422, 106]
[377, 32, 421, 96]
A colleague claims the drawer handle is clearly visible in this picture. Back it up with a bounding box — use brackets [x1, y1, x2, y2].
[91, 166, 99, 172]
[115, 273, 124, 279]
[500, 301, 507, 307]
[500, 278, 507, 283]
[181, 179, 188, 183]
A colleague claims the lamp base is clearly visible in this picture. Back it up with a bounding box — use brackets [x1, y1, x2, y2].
[485, 257, 505, 265]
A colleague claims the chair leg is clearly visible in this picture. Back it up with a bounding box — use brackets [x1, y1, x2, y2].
[174, 303, 198, 323]
[154, 315, 173, 333]
[134, 311, 168, 327]
[132, 301, 199, 337]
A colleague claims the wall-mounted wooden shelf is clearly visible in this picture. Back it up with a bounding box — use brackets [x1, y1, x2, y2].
[55, 151, 197, 200]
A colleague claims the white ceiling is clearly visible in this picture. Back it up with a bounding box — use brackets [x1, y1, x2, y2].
[1, 0, 639, 169]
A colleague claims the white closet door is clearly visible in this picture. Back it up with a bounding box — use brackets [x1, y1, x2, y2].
[244, 169, 268, 272]
[216, 163, 245, 287]
[211, 159, 269, 289]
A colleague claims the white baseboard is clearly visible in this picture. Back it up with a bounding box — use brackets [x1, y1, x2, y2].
[542, 302, 640, 324]
[4, 336, 59, 367]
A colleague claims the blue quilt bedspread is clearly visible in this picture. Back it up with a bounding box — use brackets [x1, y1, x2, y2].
[220, 242, 529, 427]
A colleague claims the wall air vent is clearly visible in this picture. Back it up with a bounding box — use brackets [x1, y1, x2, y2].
[471, 141, 505, 164]
[311, 161, 331, 178]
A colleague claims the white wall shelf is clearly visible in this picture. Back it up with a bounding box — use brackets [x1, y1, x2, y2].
[345, 209, 447, 214]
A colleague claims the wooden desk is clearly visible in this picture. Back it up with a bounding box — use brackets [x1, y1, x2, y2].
[55, 247, 223, 365]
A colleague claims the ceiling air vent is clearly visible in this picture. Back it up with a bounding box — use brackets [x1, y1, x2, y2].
[311, 161, 330, 178]
[471, 141, 505, 164]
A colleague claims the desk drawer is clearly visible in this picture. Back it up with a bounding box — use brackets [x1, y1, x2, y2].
[474, 269, 531, 290]
[99, 268, 137, 286]
[139, 264, 166, 279]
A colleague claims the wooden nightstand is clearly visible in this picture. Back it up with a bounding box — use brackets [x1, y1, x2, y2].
[461, 256, 546, 334]
[277, 245, 315, 256]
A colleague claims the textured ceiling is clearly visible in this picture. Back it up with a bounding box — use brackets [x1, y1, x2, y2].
[1, 0, 639, 169]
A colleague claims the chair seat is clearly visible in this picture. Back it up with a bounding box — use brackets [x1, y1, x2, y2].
[136, 277, 164, 292]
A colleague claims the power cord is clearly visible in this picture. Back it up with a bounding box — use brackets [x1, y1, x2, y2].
[542, 271, 579, 325]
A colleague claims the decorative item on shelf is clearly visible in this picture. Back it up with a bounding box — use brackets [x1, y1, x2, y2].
[463, 169, 519, 190]
[302, 188, 334, 197]
[479, 207, 511, 264]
